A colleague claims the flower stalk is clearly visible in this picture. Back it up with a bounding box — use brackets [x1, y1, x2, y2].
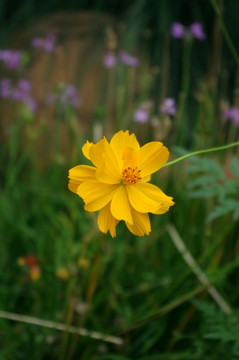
[163, 141, 239, 168]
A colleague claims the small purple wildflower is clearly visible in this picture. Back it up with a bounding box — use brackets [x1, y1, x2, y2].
[24, 97, 38, 114]
[11, 79, 31, 101]
[160, 98, 177, 116]
[0, 49, 22, 69]
[133, 101, 153, 123]
[0, 77, 37, 114]
[120, 51, 139, 67]
[32, 33, 56, 52]
[18, 79, 32, 93]
[224, 107, 239, 127]
[0, 79, 11, 98]
[11, 79, 32, 100]
[44, 33, 56, 52]
[103, 53, 117, 68]
[133, 108, 149, 123]
[60, 85, 81, 107]
[171, 22, 206, 41]
[31, 38, 43, 48]
[46, 84, 81, 109]
[171, 23, 185, 39]
[189, 22, 206, 41]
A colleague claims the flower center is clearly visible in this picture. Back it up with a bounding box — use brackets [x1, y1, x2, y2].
[122, 166, 141, 185]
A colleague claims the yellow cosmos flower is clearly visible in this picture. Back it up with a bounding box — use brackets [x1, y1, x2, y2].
[68, 130, 174, 237]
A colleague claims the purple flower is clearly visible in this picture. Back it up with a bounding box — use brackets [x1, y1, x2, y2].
[224, 107, 239, 127]
[32, 33, 56, 52]
[64, 85, 77, 98]
[133, 108, 149, 123]
[171, 22, 206, 41]
[11, 89, 24, 101]
[171, 23, 185, 39]
[0, 79, 11, 98]
[0, 77, 37, 114]
[189, 22, 206, 41]
[24, 97, 38, 114]
[18, 79, 31, 94]
[31, 38, 44, 47]
[0, 49, 22, 69]
[103, 53, 117, 68]
[10, 79, 32, 101]
[120, 51, 139, 67]
[60, 85, 81, 107]
[44, 33, 56, 52]
[45, 84, 81, 109]
[160, 98, 177, 116]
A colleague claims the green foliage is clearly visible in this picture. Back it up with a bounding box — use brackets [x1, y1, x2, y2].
[191, 301, 239, 360]
[186, 156, 239, 222]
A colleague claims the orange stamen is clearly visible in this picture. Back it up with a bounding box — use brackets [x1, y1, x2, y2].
[122, 166, 141, 185]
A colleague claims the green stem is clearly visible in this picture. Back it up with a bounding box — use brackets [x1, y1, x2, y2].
[163, 141, 239, 168]
[210, 0, 239, 67]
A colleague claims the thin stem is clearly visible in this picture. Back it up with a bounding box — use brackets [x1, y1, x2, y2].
[163, 141, 239, 168]
[210, 0, 239, 67]
[0, 310, 123, 345]
[167, 224, 231, 314]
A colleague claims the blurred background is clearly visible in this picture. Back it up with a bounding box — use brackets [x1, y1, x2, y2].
[1, 0, 239, 359]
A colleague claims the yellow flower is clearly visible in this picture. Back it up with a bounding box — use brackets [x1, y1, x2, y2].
[55, 267, 69, 280]
[68, 130, 174, 237]
[78, 257, 90, 269]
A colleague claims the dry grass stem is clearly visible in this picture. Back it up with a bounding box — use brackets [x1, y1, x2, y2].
[167, 224, 232, 315]
[0, 310, 124, 345]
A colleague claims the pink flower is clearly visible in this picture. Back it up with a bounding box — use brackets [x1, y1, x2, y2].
[133, 108, 149, 123]
[120, 51, 139, 67]
[171, 23, 185, 39]
[160, 98, 177, 115]
[224, 107, 239, 127]
[189, 22, 206, 41]
[32, 33, 56, 52]
[103, 53, 117, 68]
[0, 49, 22, 69]
[171, 22, 206, 41]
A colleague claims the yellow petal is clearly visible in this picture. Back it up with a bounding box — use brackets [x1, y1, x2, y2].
[138, 142, 169, 177]
[69, 165, 96, 181]
[126, 208, 151, 236]
[97, 203, 119, 238]
[126, 184, 161, 213]
[122, 146, 138, 169]
[68, 165, 96, 193]
[110, 186, 133, 224]
[82, 141, 93, 160]
[154, 203, 174, 214]
[77, 182, 118, 212]
[110, 130, 140, 167]
[141, 174, 151, 183]
[135, 182, 174, 214]
[68, 179, 80, 193]
[89, 137, 110, 168]
[95, 146, 121, 184]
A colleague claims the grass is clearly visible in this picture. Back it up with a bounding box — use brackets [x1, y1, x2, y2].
[0, 1, 239, 359]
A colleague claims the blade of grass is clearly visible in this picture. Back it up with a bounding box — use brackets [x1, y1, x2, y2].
[167, 224, 231, 314]
[118, 284, 206, 333]
[0, 311, 124, 345]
